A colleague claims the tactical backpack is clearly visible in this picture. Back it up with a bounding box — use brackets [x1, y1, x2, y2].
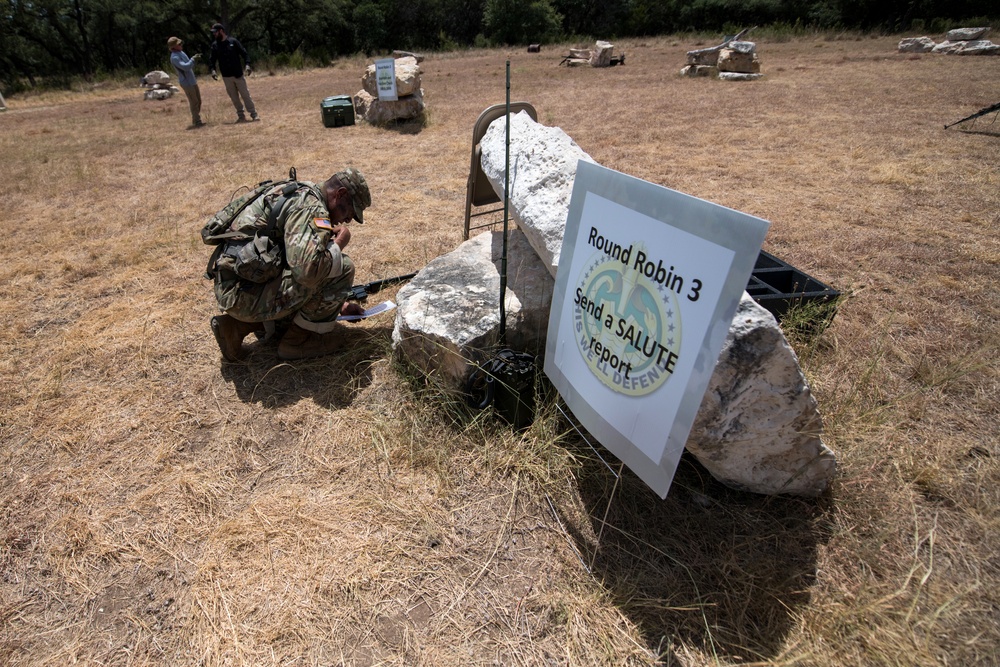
[202, 167, 314, 283]
[466, 348, 537, 429]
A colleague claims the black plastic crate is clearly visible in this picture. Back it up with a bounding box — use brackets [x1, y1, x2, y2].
[747, 250, 840, 326]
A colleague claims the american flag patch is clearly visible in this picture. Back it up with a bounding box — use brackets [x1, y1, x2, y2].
[313, 217, 333, 230]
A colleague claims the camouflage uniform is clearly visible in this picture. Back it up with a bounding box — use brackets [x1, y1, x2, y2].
[213, 181, 355, 333]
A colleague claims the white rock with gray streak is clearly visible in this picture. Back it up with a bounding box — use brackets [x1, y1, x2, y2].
[479, 111, 596, 279]
[392, 229, 554, 385]
[686, 294, 836, 496]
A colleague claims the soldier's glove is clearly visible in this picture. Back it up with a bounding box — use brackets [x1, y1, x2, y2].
[210, 69, 219, 81]
[244, 65, 252, 75]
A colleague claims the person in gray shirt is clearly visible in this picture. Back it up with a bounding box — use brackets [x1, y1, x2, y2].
[167, 36, 204, 129]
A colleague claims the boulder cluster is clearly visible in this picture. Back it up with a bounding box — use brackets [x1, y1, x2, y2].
[353, 55, 425, 125]
[899, 27, 999, 55]
[681, 40, 762, 81]
[560, 41, 625, 67]
[140, 70, 179, 100]
[391, 111, 836, 497]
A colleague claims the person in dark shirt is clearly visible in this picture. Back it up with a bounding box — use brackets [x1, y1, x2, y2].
[208, 23, 259, 122]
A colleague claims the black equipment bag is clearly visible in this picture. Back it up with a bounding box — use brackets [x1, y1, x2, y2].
[467, 349, 536, 429]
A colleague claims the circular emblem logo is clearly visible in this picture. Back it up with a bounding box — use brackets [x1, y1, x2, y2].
[574, 251, 681, 396]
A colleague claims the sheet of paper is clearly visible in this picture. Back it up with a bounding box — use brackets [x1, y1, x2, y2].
[337, 300, 396, 321]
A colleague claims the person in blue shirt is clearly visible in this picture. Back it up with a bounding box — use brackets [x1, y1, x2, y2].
[167, 36, 204, 129]
[207, 23, 259, 123]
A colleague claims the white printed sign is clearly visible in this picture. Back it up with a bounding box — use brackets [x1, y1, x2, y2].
[544, 161, 770, 498]
[375, 58, 398, 101]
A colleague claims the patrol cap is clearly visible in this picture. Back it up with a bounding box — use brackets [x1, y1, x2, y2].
[167, 36, 183, 48]
[334, 168, 370, 224]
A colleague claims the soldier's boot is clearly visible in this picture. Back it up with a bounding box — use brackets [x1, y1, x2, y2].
[210, 315, 264, 362]
[277, 323, 344, 361]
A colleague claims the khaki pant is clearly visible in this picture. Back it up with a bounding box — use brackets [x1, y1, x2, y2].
[222, 76, 257, 119]
[180, 84, 202, 125]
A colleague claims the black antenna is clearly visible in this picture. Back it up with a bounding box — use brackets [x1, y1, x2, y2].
[944, 100, 1000, 130]
[498, 59, 511, 347]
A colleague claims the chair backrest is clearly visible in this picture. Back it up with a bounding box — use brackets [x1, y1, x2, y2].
[467, 102, 538, 208]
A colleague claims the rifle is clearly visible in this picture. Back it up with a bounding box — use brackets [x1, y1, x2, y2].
[347, 272, 417, 302]
[945, 101, 1000, 129]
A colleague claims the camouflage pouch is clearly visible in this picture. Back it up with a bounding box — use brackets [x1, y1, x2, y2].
[232, 235, 283, 283]
[202, 178, 297, 282]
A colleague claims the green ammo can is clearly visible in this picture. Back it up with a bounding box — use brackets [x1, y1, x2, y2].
[321, 95, 355, 127]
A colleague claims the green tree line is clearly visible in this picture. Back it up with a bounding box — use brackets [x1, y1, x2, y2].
[1, 0, 996, 92]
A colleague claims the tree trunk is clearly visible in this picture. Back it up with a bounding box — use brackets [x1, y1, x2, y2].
[71, 0, 94, 79]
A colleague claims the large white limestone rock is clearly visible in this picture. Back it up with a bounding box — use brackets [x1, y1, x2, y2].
[361, 56, 422, 97]
[718, 47, 761, 73]
[354, 88, 425, 124]
[590, 41, 615, 67]
[392, 229, 554, 386]
[931, 40, 965, 54]
[142, 70, 171, 85]
[479, 111, 596, 279]
[686, 294, 836, 496]
[687, 46, 722, 66]
[955, 40, 1000, 55]
[932, 38, 1000, 55]
[946, 27, 989, 41]
[898, 37, 937, 53]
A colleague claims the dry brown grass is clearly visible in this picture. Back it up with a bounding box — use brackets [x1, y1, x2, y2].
[1, 35, 998, 666]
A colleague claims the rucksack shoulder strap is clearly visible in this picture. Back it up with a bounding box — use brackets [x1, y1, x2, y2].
[264, 181, 316, 236]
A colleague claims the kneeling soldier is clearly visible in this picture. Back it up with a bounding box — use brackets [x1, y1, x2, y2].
[204, 168, 370, 361]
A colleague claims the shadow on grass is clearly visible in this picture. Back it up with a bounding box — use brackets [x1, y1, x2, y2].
[572, 450, 829, 663]
[950, 127, 1000, 137]
[377, 116, 426, 135]
[218, 325, 392, 409]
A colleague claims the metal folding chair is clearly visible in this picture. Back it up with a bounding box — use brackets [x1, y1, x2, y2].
[462, 102, 537, 240]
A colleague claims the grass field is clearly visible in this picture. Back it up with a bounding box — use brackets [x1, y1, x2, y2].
[1, 34, 998, 666]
